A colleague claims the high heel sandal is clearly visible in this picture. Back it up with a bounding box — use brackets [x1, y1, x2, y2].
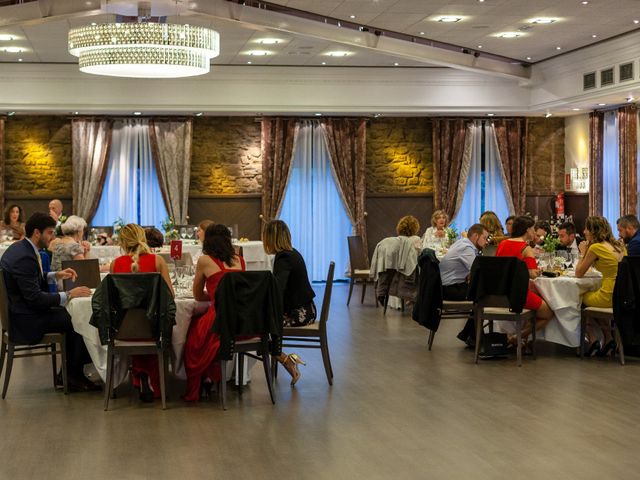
[598, 340, 616, 357]
[586, 340, 602, 357]
[282, 354, 306, 386]
[200, 379, 214, 400]
[138, 373, 154, 403]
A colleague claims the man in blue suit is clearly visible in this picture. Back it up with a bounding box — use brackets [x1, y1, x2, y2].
[0, 212, 97, 391]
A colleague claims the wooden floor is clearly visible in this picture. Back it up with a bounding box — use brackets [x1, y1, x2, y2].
[1, 283, 640, 479]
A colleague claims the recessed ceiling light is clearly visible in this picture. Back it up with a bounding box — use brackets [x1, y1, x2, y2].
[598, 103, 607, 106]
[477, 45, 483, 49]
[246, 50, 271, 56]
[18, 58, 22, 62]
[487, 113, 495, 117]
[393, 62, 399, 66]
[326, 51, 351, 57]
[529, 18, 558, 24]
[349, 15, 356, 19]
[195, 112, 203, 116]
[582, 1, 589, 4]
[0, 34, 16, 41]
[572, 108, 581, 111]
[133, 112, 142, 115]
[627, 96, 635, 102]
[314, 113, 322, 116]
[91, 22, 96, 26]
[419, 31, 425, 35]
[321, 61, 326, 65]
[246, 61, 252, 64]
[2, 46, 24, 53]
[437, 16, 463, 23]
[545, 113, 553, 118]
[478, 0, 485, 2]
[7, 111, 15, 116]
[592, 34, 597, 38]
[258, 38, 281, 45]
[556, 46, 562, 50]
[496, 32, 521, 38]
[526, 56, 532, 60]
[74, 111, 79, 114]
[635, 20, 640, 24]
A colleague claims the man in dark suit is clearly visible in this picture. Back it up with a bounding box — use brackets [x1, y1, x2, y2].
[0, 212, 97, 391]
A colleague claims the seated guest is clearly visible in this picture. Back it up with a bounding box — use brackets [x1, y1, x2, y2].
[48, 198, 65, 233]
[110, 224, 174, 402]
[439, 224, 489, 344]
[422, 210, 448, 248]
[144, 227, 164, 249]
[49, 215, 90, 271]
[533, 220, 551, 247]
[1, 204, 26, 240]
[557, 221, 580, 256]
[263, 220, 316, 385]
[496, 216, 553, 346]
[504, 215, 515, 237]
[183, 224, 245, 402]
[0, 212, 96, 391]
[397, 215, 422, 254]
[480, 211, 506, 245]
[616, 214, 640, 256]
[197, 219, 214, 244]
[577, 216, 625, 356]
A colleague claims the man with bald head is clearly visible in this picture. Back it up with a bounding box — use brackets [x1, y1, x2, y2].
[48, 199, 63, 222]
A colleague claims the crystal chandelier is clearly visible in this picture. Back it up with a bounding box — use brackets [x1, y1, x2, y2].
[68, 21, 220, 78]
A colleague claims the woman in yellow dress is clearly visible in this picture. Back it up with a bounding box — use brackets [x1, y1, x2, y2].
[576, 216, 625, 356]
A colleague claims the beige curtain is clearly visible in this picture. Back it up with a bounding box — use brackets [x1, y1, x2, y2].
[588, 111, 605, 216]
[432, 118, 473, 219]
[618, 105, 638, 216]
[493, 118, 528, 214]
[321, 118, 368, 253]
[149, 119, 193, 225]
[0, 117, 4, 214]
[261, 118, 298, 223]
[71, 119, 113, 223]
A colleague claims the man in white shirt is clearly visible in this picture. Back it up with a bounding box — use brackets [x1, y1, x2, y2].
[557, 221, 580, 256]
[438, 224, 489, 346]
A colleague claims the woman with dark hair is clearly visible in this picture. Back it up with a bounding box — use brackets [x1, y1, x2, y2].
[263, 220, 316, 385]
[533, 220, 552, 247]
[495, 215, 553, 346]
[183, 223, 245, 401]
[144, 227, 164, 249]
[1, 204, 25, 240]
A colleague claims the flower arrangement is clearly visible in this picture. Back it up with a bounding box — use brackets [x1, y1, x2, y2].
[112, 217, 125, 241]
[542, 234, 560, 253]
[55, 214, 68, 236]
[162, 216, 180, 240]
[445, 223, 458, 246]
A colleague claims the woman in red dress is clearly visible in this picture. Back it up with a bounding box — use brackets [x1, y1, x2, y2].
[183, 224, 245, 402]
[495, 215, 553, 345]
[110, 223, 174, 402]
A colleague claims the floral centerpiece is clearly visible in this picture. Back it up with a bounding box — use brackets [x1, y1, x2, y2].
[542, 234, 560, 253]
[55, 214, 68, 236]
[445, 223, 458, 247]
[112, 217, 125, 241]
[162, 216, 180, 241]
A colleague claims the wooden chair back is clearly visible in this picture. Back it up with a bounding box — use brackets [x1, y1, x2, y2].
[347, 236, 368, 272]
[319, 262, 335, 325]
[115, 309, 154, 340]
[62, 259, 101, 290]
[0, 269, 10, 333]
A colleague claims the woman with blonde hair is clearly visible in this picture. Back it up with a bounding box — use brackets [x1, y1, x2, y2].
[397, 215, 422, 253]
[480, 211, 506, 245]
[577, 216, 625, 356]
[110, 223, 174, 402]
[263, 220, 315, 385]
[422, 210, 448, 248]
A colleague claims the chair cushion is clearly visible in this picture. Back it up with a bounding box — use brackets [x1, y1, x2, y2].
[584, 307, 613, 314]
[114, 339, 157, 347]
[354, 269, 370, 275]
[483, 307, 534, 318]
[443, 300, 473, 309]
[235, 336, 262, 345]
[285, 322, 320, 332]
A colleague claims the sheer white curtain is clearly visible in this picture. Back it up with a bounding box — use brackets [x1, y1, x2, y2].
[93, 119, 168, 228]
[602, 110, 620, 229]
[484, 122, 513, 224]
[453, 120, 482, 231]
[279, 120, 352, 281]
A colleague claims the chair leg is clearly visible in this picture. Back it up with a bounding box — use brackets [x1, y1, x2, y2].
[579, 310, 586, 359]
[401, 299, 405, 313]
[261, 340, 276, 404]
[51, 342, 58, 389]
[474, 309, 482, 364]
[347, 279, 355, 306]
[427, 329, 435, 351]
[320, 332, 333, 385]
[383, 295, 389, 315]
[60, 335, 68, 395]
[1, 343, 14, 399]
[271, 356, 278, 382]
[0, 337, 6, 381]
[220, 360, 227, 410]
[237, 353, 244, 395]
[104, 346, 114, 411]
[360, 281, 367, 304]
[530, 316, 537, 360]
[516, 317, 522, 367]
[158, 350, 167, 410]
[613, 323, 625, 366]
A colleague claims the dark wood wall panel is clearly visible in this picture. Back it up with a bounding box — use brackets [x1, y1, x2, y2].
[365, 194, 433, 258]
[525, 193, 589, 232]
[188, 196, 262, 240]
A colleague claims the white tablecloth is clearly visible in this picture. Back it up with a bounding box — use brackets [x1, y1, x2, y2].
[532, 274, 602, 347]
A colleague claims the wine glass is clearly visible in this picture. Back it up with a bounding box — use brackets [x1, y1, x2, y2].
[180, 227, 188, 240]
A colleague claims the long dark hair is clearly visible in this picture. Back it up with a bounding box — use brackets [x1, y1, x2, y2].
[202, 223, 235, 265]
[3, 204, 24, 225]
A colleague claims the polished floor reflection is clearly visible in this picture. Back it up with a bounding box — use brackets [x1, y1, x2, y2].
[1, 283, 639, 479]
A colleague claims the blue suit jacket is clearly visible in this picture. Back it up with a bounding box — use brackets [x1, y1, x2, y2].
[628, 230, 640, 257]
[0, 239, 62, 343]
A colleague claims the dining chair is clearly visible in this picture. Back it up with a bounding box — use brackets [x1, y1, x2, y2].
[579, 307, 625, 365]
[272, 262, 335, 385]
[469, 256, 535, 367]
[62, 259, 101, 290]
[0, 268, 68, 398]
[481, 244, 498, 257]
[347, 236, 374, 306]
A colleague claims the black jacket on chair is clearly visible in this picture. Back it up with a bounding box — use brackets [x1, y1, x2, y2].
[90, 273, 176, 349]
[412, 249, 443, 331]
[613, 256, 640, 350]
[468, 256, 529, 313]
[213, 271, 283, 360]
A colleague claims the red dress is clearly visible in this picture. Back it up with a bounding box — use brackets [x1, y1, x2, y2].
[495, 240, 543, 311]
[183, 256, 245, 402]
[112, 253, 163, 398]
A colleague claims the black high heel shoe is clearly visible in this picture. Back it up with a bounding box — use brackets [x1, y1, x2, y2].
[138, 373, 154, 403]
[586, 340, 601, 357]
[598, 340, 616, 357]
[200, 379, 214, 400]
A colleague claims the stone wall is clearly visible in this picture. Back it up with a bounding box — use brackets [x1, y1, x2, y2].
[4, 116, 72, 197]
[526, 117, 565, 194]
[366, 118, 433, 193]
[190, 117, 262, 195]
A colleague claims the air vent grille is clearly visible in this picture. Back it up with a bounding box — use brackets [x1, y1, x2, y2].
[600, 67, 614, 86]
[583, 72, 596, 90]
[620, 62, 634, 82]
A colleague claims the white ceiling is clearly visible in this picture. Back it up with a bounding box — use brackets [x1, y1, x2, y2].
[0, 0, 639, 67]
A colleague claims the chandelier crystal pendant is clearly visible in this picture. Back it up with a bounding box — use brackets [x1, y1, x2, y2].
[68, 22, 220, 78]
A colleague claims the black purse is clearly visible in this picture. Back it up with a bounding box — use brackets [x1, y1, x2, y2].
[480, 332, 509, 358]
